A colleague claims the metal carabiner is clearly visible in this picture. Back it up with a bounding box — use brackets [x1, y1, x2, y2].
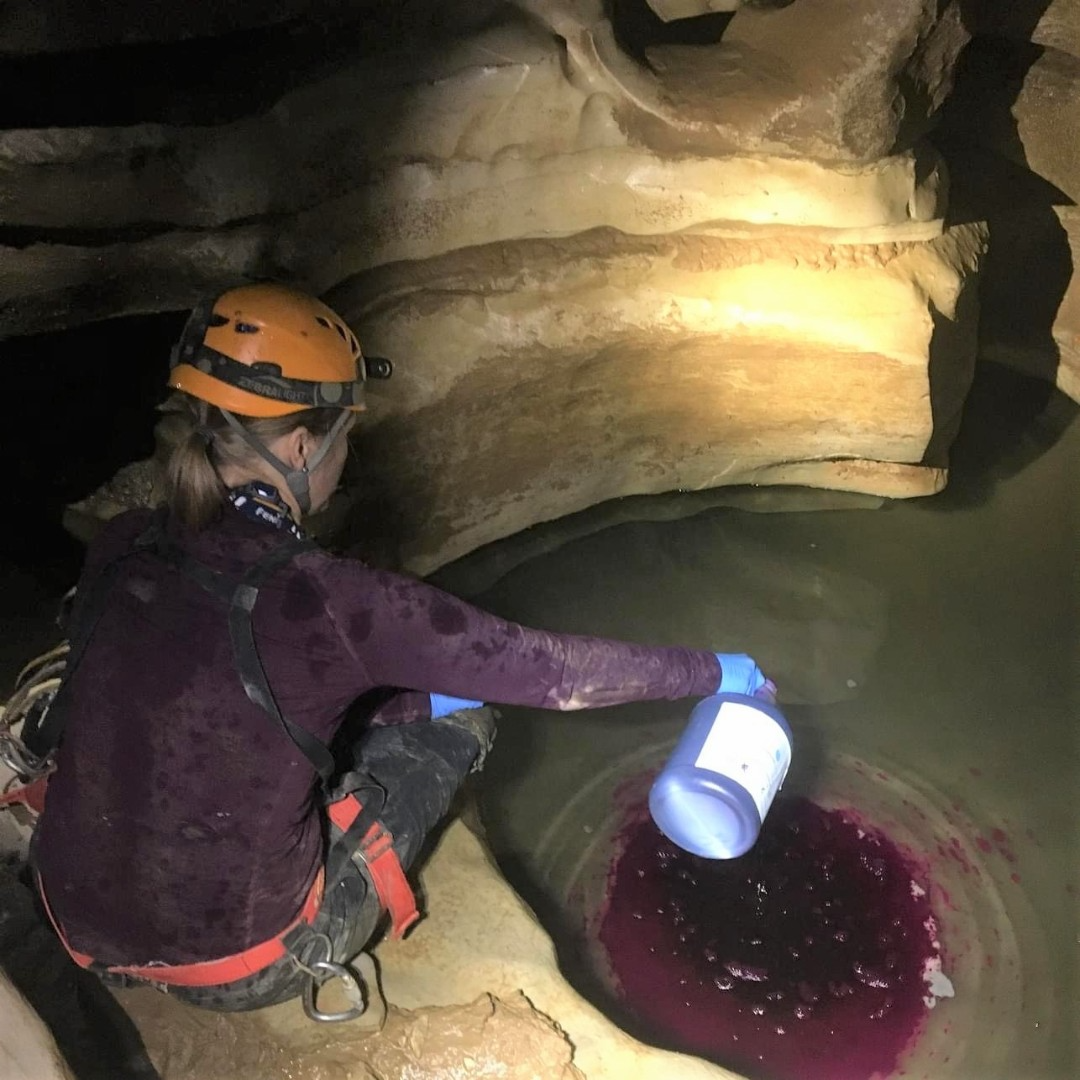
[302, 957, 367, 1024]
[0, 732, 50, 783]
[294, 933, 385, 1028]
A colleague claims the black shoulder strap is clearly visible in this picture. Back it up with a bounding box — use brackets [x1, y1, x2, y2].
[27, 514, 338, 787]
[225, 541, 337, 783]
[158, 534, 336, 783]
[22, 513, 167, 758]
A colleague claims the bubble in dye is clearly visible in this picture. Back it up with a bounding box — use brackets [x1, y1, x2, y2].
[596, 795, 947, 1080]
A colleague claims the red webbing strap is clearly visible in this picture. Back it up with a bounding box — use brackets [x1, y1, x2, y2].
[0, 775, 49, 815]
[36, 867, 325, 987]
[326, 793, 419, 939]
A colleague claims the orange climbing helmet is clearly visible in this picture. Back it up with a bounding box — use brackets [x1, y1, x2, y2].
[168, 283, 369, 417]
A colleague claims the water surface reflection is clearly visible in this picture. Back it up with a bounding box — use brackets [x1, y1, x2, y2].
[462, 364, 1078, 1079]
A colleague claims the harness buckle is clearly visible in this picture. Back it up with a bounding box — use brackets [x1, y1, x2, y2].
[352, 822, 420, 940]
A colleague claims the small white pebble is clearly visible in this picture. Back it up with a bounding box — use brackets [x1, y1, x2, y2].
[846, 678, 858, 689]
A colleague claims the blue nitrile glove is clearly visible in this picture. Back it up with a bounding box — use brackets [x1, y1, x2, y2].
[429, 693, 485, 719]
[714, 653, 768, 697]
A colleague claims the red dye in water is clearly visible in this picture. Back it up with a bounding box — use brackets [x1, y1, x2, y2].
[598, 796, 940, 1080]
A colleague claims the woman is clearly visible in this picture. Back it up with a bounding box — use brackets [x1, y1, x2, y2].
[30, 283, 769, 1018]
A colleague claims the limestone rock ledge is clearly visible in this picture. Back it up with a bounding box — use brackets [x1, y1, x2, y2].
[0, 144, 947, 340]
[329, 222, 985, 574]
[117, 986, 586, 1080]
[0, 8, 951, 339]
[0, 5, 954, 234]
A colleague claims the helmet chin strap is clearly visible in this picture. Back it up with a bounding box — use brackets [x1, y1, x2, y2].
[220, 410, 352, 516]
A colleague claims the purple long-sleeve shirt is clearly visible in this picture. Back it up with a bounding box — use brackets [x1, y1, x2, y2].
[34, 506, 720, 965]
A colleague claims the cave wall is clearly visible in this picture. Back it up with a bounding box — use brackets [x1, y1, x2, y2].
[1, 0, 1074, 573]
[937, 0, 1080, 403]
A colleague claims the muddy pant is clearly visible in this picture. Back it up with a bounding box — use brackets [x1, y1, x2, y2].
[125, 715, 487, 1012]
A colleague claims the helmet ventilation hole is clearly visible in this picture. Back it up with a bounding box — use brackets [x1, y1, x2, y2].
[235, 322, 260, 334]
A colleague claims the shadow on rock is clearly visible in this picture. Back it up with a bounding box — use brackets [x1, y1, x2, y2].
[0, 868, 158, 1080]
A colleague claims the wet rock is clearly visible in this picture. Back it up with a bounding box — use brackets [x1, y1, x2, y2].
[935, 32, 1080, 405]
[363, 992, 584, 1080]
[120, 988, 583, 1080]
[62, 459, 161, 544]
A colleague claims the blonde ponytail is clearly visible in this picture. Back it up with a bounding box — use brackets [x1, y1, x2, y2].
[157, 395, 229, 530]
[157, 392, 344, 530]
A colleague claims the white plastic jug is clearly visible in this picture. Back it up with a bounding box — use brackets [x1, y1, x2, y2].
[648, 689, 792, 859]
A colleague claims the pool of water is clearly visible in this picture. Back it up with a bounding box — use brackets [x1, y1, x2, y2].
[460, 363, 1078, 1080]
[597, 792, 947, 1080]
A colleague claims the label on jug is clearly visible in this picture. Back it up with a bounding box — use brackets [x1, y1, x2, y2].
[694, 700, 791, 821]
